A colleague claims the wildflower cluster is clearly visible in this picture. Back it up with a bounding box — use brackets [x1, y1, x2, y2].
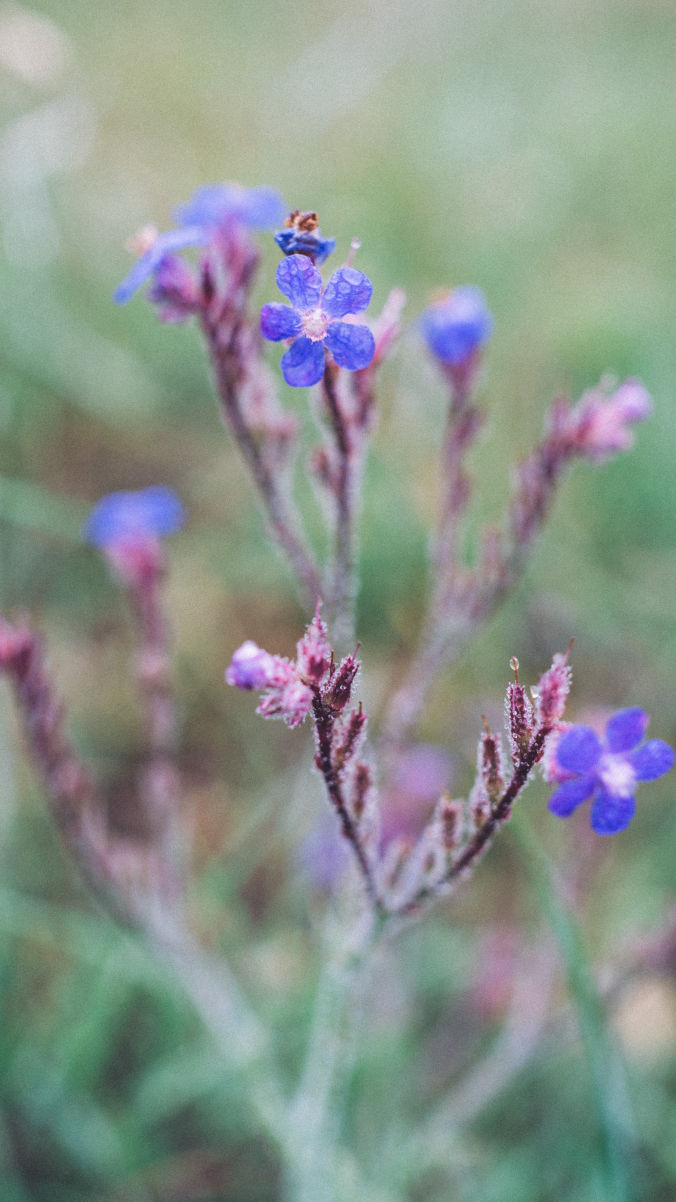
[0, 177, 671, 956]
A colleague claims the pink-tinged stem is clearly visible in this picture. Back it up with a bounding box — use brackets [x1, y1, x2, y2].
[311, 688, 381, 911]
[127, 565, 184, 902]
[0, 624, 134, 922]
[320, 364, 361, 641]
[397, 724, 552, 917]
[200, 254, 322, 609]
[434, 375, 483, 582]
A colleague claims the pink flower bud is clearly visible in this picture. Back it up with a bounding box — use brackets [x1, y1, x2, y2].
[535, 650, 573, 727]
[569, 378, 652, 464]
[296, 602, 331, 684]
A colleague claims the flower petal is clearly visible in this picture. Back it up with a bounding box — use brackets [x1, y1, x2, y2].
[233, 187, 286, 229]
[260, 303, 303, 342]
[547, 775, 596, 817]
[555, 725, 602, 774]
[321, 266, 373, 318]
[113, 227, 205, 304]
[590, 788, 636, 835]
[605, 707, 649, 752]
[280, 337, 325, 387]
[325, 321, 375, 371]
[174, 185, 285, 231]
[276, 255, 322, 310]
[630, 739, 675, 781]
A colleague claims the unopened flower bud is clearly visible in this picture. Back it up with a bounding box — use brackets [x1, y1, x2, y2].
[334, 703, 367, 770]
[351, 761, 372, 820]
[327, 652, 360, 711]
[535, 648, 573, 727]
[225, 641, 275, 690]
[440, 796, 464, 851]
[505, 666, 535, 765]
[477, 726, 505, 803]
[296, 602, 331, 684]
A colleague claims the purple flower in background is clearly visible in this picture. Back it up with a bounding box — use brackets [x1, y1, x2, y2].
[114, 226, 208, 305]
[260, 254, 375, 387]
[85, 486, 184, 547]
[114, 184, 286, 304]
[421, 286, 493, 366]
[547, 708, 674, 834]
[173, 184, 285, 231]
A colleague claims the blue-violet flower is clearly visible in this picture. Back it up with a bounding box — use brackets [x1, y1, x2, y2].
[547, 707, 674, 834]
[421, 286, 493, 365]
[260, 254, 375, 387]
[114, 183, 286, 304]
[85, 486, 184, 547]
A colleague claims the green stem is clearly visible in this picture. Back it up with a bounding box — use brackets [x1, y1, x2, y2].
[513, 820, 634, 1202]
[284, 908, 375, 1202]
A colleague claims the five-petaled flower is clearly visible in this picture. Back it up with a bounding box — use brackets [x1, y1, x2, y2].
[260, 254, 376, 387]
[114, 183, 286, 304]
[420, 286, 493, 366]
[547, 707, 674, 835]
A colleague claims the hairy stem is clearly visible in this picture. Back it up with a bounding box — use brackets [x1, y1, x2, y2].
[312, 690, 382, 912]
[321, 365, 358, 643]
[202, 311, 322, 607]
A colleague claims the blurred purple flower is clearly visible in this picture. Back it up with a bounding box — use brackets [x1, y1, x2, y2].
[547, 707, 674, 834]
[260, 254, 375, 387]
[382, 743, 452, 844]
[85, 486, 184, 547]
[114, 184, 286, 304]
[174, 184, 285, 232]
[114, 226, 206, 305]
[420, 286, 493, 366]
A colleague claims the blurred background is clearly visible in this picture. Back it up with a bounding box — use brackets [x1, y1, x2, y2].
[1, 0, 676, 1198]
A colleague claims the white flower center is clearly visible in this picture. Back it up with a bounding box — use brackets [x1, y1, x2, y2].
[598, 754, 636, 797]
[302, 308, 328, 342]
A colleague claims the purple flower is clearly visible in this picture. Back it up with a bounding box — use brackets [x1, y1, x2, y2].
[173, 184, 286, 231]
[547, 708, 674, 835]
[85, 486, 184, 548]
[114, 184, 286, 304]
[260, 254, 376, 387]
[114, 226, 207, 305]
[225, 641, 276, 690]
[420, 287, 493, 366]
